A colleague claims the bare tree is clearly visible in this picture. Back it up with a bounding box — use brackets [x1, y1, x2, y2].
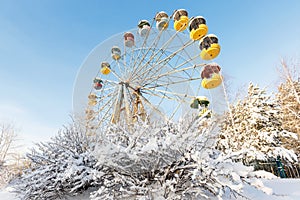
[276, 60, 300, 158]
[0, 122, 18, 187]
[0, 123, 17, 165]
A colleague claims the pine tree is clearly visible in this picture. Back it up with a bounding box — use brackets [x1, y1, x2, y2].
[216, 83, 298, 166]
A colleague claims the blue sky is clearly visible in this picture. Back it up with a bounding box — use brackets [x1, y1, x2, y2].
[0, 0, 300, 149]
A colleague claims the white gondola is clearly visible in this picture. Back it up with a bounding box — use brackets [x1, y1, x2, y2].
[124, 32, 135, 48]
[155, 11, 169, 31]
[138, 20, 151, 37]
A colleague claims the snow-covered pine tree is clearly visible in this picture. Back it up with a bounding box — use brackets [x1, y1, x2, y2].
[216, 83, 298, 166]
[13, 124, 99, 200]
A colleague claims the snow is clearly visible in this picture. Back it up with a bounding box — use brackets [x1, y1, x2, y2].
[1, 179, 300, 199]
[241, 179, 300, 200]
[0, 187, 18, 200]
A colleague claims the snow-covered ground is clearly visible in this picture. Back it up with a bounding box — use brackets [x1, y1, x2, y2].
[242, 179, 300, 200]
[0, 186, 17, 200]
[1, 179, 300, 200]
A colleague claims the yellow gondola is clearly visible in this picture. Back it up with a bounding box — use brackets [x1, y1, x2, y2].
[201, 63, 222, 89]
[101, 62, 111, 75]
[188, 16, 208, 41]
[199, 34, 221, 60]
[173, 9, 189, 31]
[88, 93, 97, 106]
[199, 107, 211, 118]
[111, 46, 121, 61]
[155, 11, 169, 31]
[85, 109, 95, 120]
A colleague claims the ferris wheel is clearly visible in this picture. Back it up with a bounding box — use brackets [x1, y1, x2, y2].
[73, 9, 224, 130]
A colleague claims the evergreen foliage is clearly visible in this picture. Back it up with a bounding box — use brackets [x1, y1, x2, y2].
[216, 83, 298, 165]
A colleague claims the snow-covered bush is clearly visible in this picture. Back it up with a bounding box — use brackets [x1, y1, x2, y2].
[90, 115, 273, 199]
[13, 114, 276, 199]
[216, 83, 298, 165]
[13, 124, 99, 200]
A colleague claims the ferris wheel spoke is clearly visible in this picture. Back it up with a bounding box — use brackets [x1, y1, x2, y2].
[160, 54, 201, 82]
[96, 91, 117, 114]
[142, 87, 195, 99]
[111, 85, 124, 124]
[130, 48, 156, 78]
[122, 47, 128, 75]
[123, 84, 133, 124]
[175, 31, 198, 62]
[131, 19, 156, 67]
[149, 34, 195, 68]
[131, 41, 196, 83]
[134, 28, 172, 66]
[131, 29, 165, 73]
[100, 77, 120, 87]
[142, 90, 174, 101]
[124, 49, 136, 75]
[115, 60, 126, 80]
[131, 32, 190, 79]
[140, 63, 203, 84]
[96, 92, 116, 108]
[138, 94, 169, 121]
[141, 90, 189, 119]
[131, 26, 175, 73]
[98, 86, 117, 93]
[128, 47, 136, 72]
[96, 98, 116, 129]
[142, 88, 189, 120]
[169, 100, 183, 119]
[147, 77, 202, 89]
[108, 67, 124, 82]
[84, 90, 116, 129]
[153, 40, 196, 67]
